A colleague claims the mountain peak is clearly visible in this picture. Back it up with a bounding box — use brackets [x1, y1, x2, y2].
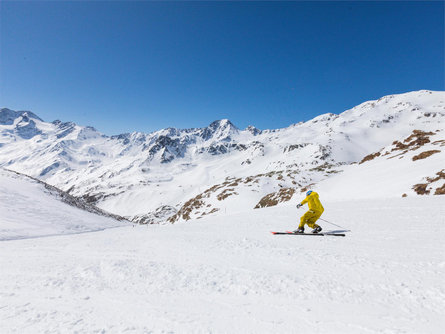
[200, 119, 239, 142]
[245, 125, 261, 135]
[208, 119, 237, 130]
[0, 108, 43, 125]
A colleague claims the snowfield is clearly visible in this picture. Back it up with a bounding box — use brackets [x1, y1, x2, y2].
[0, 169, 125, 241]
[1, 197, 444, 333]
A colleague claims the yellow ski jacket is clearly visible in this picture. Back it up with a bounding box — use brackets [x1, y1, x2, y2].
[300, 191, 324, 213]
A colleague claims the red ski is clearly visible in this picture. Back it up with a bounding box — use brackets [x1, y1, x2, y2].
[270, 231, 346, 237]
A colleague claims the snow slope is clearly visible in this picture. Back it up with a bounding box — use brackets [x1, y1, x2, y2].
[0, 169, 126, 240]
[1, 90, 444, 222]
[1, 197, 444, 333]
[315, 129, 445, 200]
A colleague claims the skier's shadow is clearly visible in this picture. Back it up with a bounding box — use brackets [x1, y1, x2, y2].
[324, 229, 351, 234]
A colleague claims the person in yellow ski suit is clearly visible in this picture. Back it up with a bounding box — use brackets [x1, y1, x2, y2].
[295, 190, 324, 233]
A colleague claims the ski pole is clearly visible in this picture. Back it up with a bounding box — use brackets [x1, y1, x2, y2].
[317, 217, 350, 231]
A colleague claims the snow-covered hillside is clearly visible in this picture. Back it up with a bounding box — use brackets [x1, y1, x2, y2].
[1, 197, 444, 333]
[1, 90, 444, 223]
[0, 169, 126, 240]
[315, 129, 445, 200]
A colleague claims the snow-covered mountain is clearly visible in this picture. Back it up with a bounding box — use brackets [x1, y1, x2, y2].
[1, 90, 444, 223]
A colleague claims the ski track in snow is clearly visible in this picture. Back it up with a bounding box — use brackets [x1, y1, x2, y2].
[1, 197, 444, 333]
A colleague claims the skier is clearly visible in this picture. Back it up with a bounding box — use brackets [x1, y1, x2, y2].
[294, 190, 324, 234]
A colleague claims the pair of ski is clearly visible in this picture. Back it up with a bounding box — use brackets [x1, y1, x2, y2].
[271, 230, 346, 237]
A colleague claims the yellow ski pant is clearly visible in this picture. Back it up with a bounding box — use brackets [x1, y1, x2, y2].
[299, 210, 322, 229]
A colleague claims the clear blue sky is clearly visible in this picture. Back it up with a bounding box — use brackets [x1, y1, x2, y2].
[1, 1, 444, 135]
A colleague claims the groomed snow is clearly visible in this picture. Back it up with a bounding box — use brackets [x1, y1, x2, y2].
[1, 197, 444, 333]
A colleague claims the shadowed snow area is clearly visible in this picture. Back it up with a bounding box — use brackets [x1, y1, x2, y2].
[0, 197, 444, 333]
[0, 169, 126, 240]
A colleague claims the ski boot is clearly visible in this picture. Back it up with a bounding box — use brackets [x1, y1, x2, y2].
[293, 227, 305, 234]
[311, 225, 322, 234]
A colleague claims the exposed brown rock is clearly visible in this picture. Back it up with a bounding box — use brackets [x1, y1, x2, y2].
[392, 130, 435, 152]
[432, 139, 445, 147]
[404, 130, 435, 143]
[386, 150, 408, 160]
[412, 150, 440, 161]
[360, 152, 381, 164]
[402, 193, 407, 197]
[412, 169, 445, 196]
[132, 205, 177, 224]
[168, 195, 205, 222]
[254, 187, 295, 209]
[204, 184, 224, 194]
[435, 183, 445, 195]
[412, 184, 430, 195]
[309, 163, 336, 172]
[426, 170, 445, 183]
[208, 208, 219, 214]
[197, 208, 220, 218]
[217, 188, 238, 201]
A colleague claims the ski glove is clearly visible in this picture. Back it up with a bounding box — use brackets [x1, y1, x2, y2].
[296, 203, 302, 208]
